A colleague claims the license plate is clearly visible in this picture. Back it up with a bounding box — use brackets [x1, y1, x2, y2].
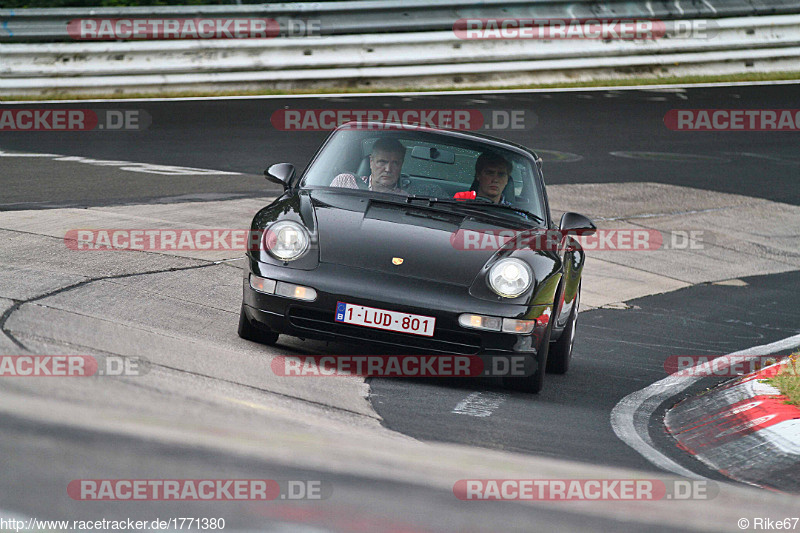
[335, 302, 435, 337]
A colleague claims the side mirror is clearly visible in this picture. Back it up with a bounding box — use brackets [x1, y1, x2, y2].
[264, 163, 295, 189]
[559, 212, 596, 236]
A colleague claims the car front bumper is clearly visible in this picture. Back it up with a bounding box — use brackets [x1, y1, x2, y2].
[242, 259, 552, 359]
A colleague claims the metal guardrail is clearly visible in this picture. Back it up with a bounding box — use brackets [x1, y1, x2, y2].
[1, 14, 799, 95]
[4, 15, 800, 77]
[3, 0, 800, 41]
[2, 1, 800, 96]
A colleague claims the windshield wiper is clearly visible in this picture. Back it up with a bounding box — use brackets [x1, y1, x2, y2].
[404, 195, 459, 206]
[368, 195, 457, 212]
[396, 195, 544, 224]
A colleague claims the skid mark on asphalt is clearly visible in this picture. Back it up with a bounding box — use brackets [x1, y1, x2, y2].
[0, 259, 214, 350]
[452, 391, 507, 418]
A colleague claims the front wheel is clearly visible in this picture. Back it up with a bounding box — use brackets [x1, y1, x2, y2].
[238, 304, 279, 346]
[547, 284, 579, 374]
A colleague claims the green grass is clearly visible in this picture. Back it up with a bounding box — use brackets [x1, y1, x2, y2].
[3, 70, 800, 101]
[766, 353, 800, 407]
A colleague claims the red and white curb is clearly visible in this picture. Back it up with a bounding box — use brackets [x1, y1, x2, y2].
[665, 360, 800, 490]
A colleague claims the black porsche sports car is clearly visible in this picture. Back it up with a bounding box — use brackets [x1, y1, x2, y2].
[238, 122, 595, 392]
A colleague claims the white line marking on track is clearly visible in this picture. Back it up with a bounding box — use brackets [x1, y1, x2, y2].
[0, 151, 240, 176]
[452, 391, 507, 418]
[734, 152, 800, 166]
[0, 151, 60, 157]
[701, 0, 717, 14]
[610, 333, 800, 478]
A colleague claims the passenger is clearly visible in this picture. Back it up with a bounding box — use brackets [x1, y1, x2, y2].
[330, 138, 407, 194]
[471, 151, 512, 205]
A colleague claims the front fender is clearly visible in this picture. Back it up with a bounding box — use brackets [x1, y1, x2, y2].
[468, 244, 563, 311]
[555, 236, 586, 328]
[248, 190, 320, 270]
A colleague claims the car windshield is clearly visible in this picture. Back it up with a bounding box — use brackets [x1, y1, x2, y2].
[300, 127, 547, 223]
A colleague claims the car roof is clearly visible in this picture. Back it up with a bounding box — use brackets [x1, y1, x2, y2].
[334, 121, 539, 161]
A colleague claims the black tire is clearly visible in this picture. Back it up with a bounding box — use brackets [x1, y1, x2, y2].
[238, 304, 279, 346]
[503, 315, 552, 394]
[546, 284, 580, 375]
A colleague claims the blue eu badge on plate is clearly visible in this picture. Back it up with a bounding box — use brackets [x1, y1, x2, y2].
[336, 302, 346, 321]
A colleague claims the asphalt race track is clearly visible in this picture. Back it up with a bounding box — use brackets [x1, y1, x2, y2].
[2, 83, 799, 209]
[370, 270, 800, 475]
[1, 82, 800, 532]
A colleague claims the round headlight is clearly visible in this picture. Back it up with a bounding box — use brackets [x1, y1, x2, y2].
[488, 258, 533, 298]
[264, 221, 310, 261]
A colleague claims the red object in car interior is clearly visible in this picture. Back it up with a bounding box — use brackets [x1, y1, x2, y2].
[454, 191, 477, 200]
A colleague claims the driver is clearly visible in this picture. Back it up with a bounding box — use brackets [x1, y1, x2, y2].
[330, 138, 407, 194]
[471, 151, 512, 204]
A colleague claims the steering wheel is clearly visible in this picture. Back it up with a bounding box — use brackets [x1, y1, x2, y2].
[472, 196, 494, 203]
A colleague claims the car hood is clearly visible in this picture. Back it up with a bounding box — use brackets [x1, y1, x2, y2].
[310, 190, 541, 286]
